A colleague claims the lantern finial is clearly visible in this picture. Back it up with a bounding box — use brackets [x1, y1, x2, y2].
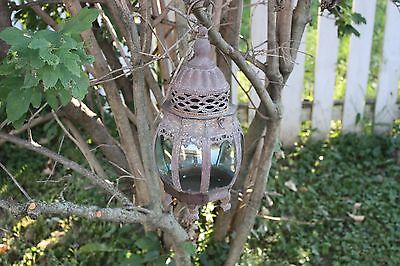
[192, 26, 212, 65]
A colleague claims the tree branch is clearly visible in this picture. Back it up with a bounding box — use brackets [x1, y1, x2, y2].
[290, 0, 311, 65]
[190, 7, 279, 119]
[0, 132, 136, 209]
[277, 0, 293, 75]
[64, 0, 150, 205]
[113, 0, 162, 211]
[61, 99, 129, 173]
[0, 199, 147, 223]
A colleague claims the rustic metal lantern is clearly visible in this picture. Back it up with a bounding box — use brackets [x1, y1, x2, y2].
[154, 26, 243, 216]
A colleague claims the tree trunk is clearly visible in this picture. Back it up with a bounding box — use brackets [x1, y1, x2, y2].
[216, 0, 243, 85]
[0, 0, 11, 60]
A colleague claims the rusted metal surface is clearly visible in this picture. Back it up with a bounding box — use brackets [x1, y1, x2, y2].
[154, 26, 243, 219]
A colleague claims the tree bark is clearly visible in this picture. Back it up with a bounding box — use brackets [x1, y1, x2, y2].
[61, 99, 129, 172]
[64, 0, 151, 206]
[216, 0, 243, 85]
[0, 0, 11, 61]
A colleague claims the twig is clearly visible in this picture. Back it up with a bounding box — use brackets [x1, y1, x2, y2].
[0, 132, 134, 208]
[53, 112, 106, 178]
[26, 0, 59, 31]
[0, 112, 54, 146]
[46, 134, 64, 181]
[95, 3, 132, 68]
[0, 162, 32, 201]
[190, 7, 279, 119]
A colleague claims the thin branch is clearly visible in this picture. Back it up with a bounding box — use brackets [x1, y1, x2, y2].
[0, 162, 32, 201]
[95, 3, 131, 68]
[10, 0, 105, 10]
[0, 112, 54, 146]
[64, 0, 148, 205]
[0, 132, 137, 209]
[53, 113, 105, 178]
[63, 117, 107, 179]
[190, 7, 279, 119]
[27, 1, 59, 31]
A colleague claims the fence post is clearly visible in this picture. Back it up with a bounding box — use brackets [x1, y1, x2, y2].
[342, 0, 377, 133]
[249, 0, 267, 122]
[280, 31, 307, 147]
[311, 11, 339, 140]
[374, 1, 400, 133]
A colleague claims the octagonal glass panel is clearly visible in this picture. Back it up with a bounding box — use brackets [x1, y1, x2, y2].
[210, 141, 236, 189]
[155, 135, 173, 185]
[179, 143, 202, 191]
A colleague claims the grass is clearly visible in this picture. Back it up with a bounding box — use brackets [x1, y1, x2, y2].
[1, 122, 399, 265]
[241, 121, 400, 265]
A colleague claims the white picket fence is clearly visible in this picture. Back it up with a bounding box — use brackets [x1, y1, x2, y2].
[237, 0, 400, 147]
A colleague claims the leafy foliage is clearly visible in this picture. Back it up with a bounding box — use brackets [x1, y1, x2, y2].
[2, 123, 399, 265]
[0, 7, 98, 127]
[242, 123, 400, 265]
[330, 1, 367, 37]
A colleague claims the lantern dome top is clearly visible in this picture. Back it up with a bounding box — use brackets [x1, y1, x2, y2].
[166, 26, 230, 117]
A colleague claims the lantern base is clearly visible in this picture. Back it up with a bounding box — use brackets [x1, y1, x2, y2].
[163, 181, 231, 206]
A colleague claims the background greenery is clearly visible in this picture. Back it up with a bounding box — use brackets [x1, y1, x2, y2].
[1, 121, 399, 265]
[1, 0, 400, 265]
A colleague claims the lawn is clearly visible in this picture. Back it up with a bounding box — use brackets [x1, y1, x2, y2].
[1, 122, 399, 265]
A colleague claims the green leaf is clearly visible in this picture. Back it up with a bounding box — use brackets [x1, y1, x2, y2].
[29, 51, 45, 68]
[39, 48, 59, 66]
[351, 13, 367, 25]
[59, 66, 72, 88]
[33, 30, 59, 43]
[31, 87, 42, 108]
[60, 7, 99, 35]
[71, 73, 89, 100]
[75, 45, 95, 64]
[12, 116, 26, 129]
[60, 37, 78, 50]
[179, 241, 196, 255]
[6, 88, 32, 122]
[58, 88, 71, 106]
[45, 89, 59, 110]
[29, 38, 51, 49]
[78, 243, 111, 253]
[0, 77, 23, 100]
[40, 65, 60, 89]
[61, 52, 81, 76]
[0, 64, 15, 75]
[135, 236, 159, 251]
[23, 72, 39, 88]
[143, 250, 160, 262]
[0, 27, 29, 47]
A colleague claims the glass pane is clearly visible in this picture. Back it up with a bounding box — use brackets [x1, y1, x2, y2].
[155, 135, 173, 184]
[210, 141, 236, 189]
[179, 143, 202, 192]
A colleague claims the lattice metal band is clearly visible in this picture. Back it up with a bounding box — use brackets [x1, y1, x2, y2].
[170, 89, 230, 115]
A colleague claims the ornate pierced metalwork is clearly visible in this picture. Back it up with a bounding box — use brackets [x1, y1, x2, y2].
[170, 89, 230, 115]
[154, 26, 243, 220]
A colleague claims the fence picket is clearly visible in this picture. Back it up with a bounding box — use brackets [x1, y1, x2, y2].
[249, 0, 267, 122]
[374, 1, 400, 133]
[280, 32, 307, 147]
[231, 62, 239, 105]
[311, 12, 340, 139]
[342, 0, 377, 132]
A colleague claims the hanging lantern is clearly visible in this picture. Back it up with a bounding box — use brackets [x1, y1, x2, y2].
[154, 26, 243, 217]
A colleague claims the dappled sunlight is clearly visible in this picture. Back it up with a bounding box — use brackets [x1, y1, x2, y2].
[242, 123, 400, 264]
[1, 216, 73, 265]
